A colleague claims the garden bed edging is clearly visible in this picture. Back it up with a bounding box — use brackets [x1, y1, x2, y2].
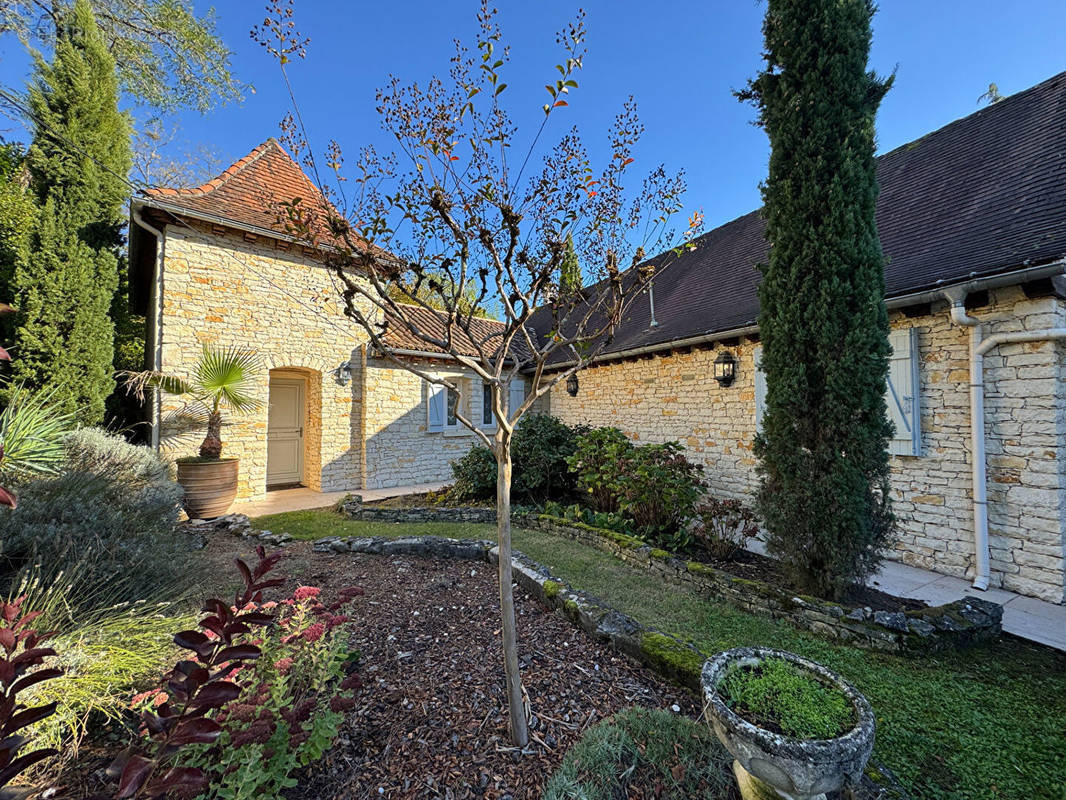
[528, 515, 1003, 655]
[309, 530, 910, 799]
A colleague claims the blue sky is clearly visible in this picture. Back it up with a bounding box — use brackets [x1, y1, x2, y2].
[2, 1, 1064, 229]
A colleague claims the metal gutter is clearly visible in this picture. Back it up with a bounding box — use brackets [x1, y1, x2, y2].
[130, 207, 166, 449]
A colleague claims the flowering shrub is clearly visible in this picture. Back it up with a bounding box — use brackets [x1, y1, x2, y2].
[0, 594, 63, 793]
[181, 583, 363, 800]
[115, 552, 363, 800]
[694, 498, 760, 561]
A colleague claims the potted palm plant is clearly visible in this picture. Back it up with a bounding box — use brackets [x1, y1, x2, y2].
[125, 346, 262, 519]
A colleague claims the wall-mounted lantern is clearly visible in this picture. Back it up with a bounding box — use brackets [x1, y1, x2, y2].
[713, 351, 737, 387]
[333, 360, 352, 386]
[566, 373, 579, 397]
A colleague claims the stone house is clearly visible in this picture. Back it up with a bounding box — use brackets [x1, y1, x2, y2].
[542, 71, 1066, 603]
[129, 70, 1066, 603]
[128, 139, 531, 499]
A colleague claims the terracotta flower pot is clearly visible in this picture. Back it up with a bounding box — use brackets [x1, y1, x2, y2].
[702, 647, 875, 800]
[176, 457, 240, 520]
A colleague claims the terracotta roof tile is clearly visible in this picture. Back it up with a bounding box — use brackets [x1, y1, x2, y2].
[380, 305, 528, 361]
[144, 139, 348, 246]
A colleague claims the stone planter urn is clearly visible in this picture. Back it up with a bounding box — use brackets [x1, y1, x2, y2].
[176, 457, 240, 520]
[702, 647, 875, 800]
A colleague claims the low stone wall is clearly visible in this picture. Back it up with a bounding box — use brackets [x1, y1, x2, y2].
[528, 516, 1003, 654]
[337, 494, 497, 524]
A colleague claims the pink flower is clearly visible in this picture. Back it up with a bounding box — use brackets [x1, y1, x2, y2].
[262, 601, 278, 610]
[326, 614, 350, 630]
[153, 691, 169, 707]
[301, 622, 326, 643]
[274, 657, 294, 675]
[292, 586, 321, 601]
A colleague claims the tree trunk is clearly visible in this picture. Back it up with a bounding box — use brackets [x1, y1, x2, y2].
[200, 410, 223, 459]
[496, 435, 529, 747]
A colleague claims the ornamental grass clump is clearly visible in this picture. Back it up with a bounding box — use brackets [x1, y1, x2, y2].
[720, 657, 853, 740]
[0, 429, 186, 613]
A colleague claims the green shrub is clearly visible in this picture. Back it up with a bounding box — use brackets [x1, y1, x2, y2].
[449, 415, 585, 504]
[567, 427, 634, 513]
[511, 414, 582, 501]
[448, 445, 497, 502]
[544, 501, 633, 536]
[719, 658, 854, 739]
[617, 441, 705, 550]
[0, 429, 186, 611]
[543, 707, 731, 800]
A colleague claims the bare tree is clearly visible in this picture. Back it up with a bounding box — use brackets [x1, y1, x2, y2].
[255, 0, 701, 747]
[131, 119, 225, 190]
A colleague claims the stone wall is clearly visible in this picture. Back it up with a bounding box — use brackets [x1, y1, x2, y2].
[362, 360, 548, 490]
[158, 222, 369, 499]
[363, 359, 486, 489]
[529, 516, 1004, 653]
[547, 287, 1066, 603]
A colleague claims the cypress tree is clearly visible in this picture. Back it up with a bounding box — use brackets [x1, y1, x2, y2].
[560, 234, 582, 294]
[10, 0, 131, 424]
[742, 0, 894, 599]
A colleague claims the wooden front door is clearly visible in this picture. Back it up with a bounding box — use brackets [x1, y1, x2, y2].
[267, 377, 304, 487]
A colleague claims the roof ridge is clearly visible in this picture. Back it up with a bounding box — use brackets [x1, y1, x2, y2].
[145, 138, 282, 199]
[878, 70, 1066, 161]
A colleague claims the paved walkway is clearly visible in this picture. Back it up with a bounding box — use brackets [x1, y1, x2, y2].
[232, 482, 447, 518]
[748, 538, 1066, 651]
[237, 488, 1066, 651]
[869, 559, 1066, 651]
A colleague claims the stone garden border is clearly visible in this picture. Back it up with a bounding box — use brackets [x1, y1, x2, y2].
[338, 494, 497, 524]
[310, 531, 910, 799]
[528, 515, 1003, 655]
[332, 496, 1003, 654]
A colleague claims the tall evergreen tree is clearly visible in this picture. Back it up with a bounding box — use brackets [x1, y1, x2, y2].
[741, 0, 894, 599]
[9, 0, 131, 424]
[560, 234, 582, 294]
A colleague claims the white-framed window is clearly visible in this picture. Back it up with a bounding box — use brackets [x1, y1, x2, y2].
[428, 378, 469, 432]
[887, 327, 921, 456]
[753, 346, 766, 431]
[480, 381, 495, 428]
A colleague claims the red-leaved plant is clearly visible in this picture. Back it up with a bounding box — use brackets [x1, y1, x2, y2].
[0, 596, 62, 800]
[110, 547, 285, 799]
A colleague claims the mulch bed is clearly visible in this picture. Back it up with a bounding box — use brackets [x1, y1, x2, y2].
[284, 543, 698, 799]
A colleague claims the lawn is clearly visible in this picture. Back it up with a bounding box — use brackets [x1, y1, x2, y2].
[251, 509, 1066, 800]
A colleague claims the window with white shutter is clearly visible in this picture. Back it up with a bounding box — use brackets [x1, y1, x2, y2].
[886, 328, 921, 456]
[507, 379, 526, 418]
[753, 346, 766, 430]
[426, 382, 445, 433]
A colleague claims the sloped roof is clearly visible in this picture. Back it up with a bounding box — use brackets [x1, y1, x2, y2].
[533, 70, 1066, 362]
[380, 304, 523, 360]
[143, 138, 347, 247]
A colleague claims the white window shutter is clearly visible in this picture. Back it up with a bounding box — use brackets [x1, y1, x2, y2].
[427, 382, 445, 432]
[507, 379, 526, 418]
[886, 328, 921, 456]
[753, 346, 767, 430]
